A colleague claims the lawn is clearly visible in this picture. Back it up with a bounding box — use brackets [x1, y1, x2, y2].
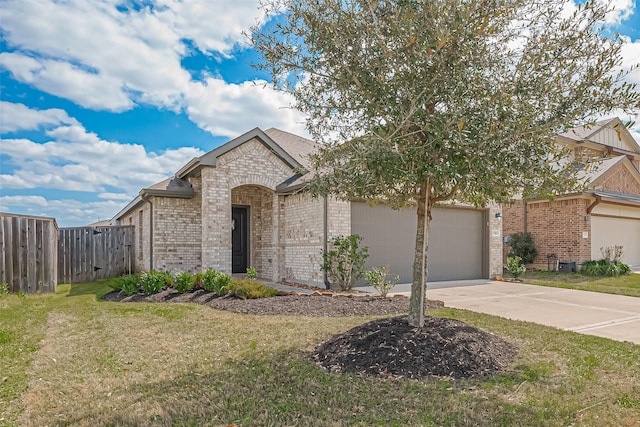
[1, 280, 639, 426]
[519, 271, 640, 297]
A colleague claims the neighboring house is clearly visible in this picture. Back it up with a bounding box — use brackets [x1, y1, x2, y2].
[503, 118, 640, 270]
[112, 127, 504, 286]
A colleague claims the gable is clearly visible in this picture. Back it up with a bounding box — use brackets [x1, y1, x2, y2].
[590, 125, 640, 154]
[593, 159, 640, 196]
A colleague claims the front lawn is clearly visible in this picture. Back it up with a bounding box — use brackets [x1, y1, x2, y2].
[520, 271, 640, 297]
[1, 280, 639, 426]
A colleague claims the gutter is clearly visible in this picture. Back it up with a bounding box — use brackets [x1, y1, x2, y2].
[323, 195, 330, 289]
[586, 194, 602, 214]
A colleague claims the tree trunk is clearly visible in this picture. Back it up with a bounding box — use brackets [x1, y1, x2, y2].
[408, 180, 431, 327]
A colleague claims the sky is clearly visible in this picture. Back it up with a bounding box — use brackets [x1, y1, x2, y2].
[0, 0, 639, 227]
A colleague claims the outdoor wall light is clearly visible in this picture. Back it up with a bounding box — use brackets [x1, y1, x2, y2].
[495, 212, 502, 219]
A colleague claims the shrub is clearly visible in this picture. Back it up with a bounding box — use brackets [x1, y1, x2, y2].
[505, 256, 526, 279]
[0, 283, 9, 296]
[507, 232, 537, 264]
[112, 274, 140, 295]
[174, 272, 195, 293]
[193, 272, 205, 290]
[322, 234, 369, 291]
[581, 246, 631, 277]
[229, 279, 278, 299]
[139, 270, 169, 295]
[246, 266, 258, 280]
[364, 265, 399, 298]
[202, 269, 232, 296]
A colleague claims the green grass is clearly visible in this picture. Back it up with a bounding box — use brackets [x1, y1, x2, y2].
[1, 279, 639, 426]
[519, 271, 640, 297]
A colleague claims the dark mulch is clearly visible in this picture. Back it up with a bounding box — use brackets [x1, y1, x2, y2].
[312, 316, 517, 379]
[101, 288, 444, 317]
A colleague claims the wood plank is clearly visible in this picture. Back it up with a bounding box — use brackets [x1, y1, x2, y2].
[0, 217, 6, 285]
[36, 219, 44, 292]
[27, 218, 36, 293]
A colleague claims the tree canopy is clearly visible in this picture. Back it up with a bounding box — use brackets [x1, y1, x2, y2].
[252, 0, 639, 326]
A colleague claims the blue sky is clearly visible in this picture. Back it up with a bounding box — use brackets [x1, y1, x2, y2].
[1, 0, 639, 226]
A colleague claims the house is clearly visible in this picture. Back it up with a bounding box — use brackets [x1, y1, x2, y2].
[503, 118, 640, 270]
[111, 127, 504, 286]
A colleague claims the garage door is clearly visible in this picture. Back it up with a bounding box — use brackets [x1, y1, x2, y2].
[351, 203, 487, 282]
[591, 215, 640, 268]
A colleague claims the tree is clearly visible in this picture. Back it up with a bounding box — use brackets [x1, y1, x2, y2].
[252, 0, 639, 326]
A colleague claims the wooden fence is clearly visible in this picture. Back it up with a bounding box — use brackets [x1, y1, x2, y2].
[0, 213, 58, 293]
[58, 226, 134, 284]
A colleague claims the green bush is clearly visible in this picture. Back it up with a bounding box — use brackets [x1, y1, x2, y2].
[174, 272, 195, 293]
[0, 283, 9, 296]
[229, 279, 278, 299]
[112, 274, 140, 295]
[507, 232, 537, 264]
[505, 256, 526, 279]
[364, 265, 399, 298]
[193, 272, 205, 289]
[139, 270, 169, 295]
[246, 267, 258, 280]
[581, 259, 631, 277]
[322, 234, 369, 291]
[202, 269, 232, 296]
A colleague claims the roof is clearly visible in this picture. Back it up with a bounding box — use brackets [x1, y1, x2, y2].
[577, 156, 625, 185]
[264, 128, 318, 169]
[559, 117, 640, 155]
[175, 127, 305, 179]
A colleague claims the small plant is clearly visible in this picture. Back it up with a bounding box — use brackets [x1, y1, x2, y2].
[581, 246, 631, 277]
[322, 234, 369, 291]
[506, 256, 526, 279]
[193, 272, 205, 289]
[174, 272, 195, 293]
[364, 265, 399, 298]
[228, 279, 277, 299]
[202, 269, 232, 296]
[246, 267, 258, 280]
[115, 274, 140, 296]
[139, 270, 168, 295]
[507, 232, 537, 264]
[0, 283, 9, 296]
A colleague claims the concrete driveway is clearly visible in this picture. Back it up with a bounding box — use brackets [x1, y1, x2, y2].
[362, 280, 640, 344]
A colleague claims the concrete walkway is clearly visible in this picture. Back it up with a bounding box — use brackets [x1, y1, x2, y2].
[360, 280, 640, 344]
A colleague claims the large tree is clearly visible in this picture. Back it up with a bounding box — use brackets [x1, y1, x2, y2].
[252, 0, 639, 326]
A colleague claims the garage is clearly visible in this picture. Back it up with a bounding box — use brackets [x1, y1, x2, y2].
[591, 207, 640, 268]
[351, 202, 487, 282]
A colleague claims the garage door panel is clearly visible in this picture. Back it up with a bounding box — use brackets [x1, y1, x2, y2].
[351, 203, 485, 282]
[591, 216, 640, 267]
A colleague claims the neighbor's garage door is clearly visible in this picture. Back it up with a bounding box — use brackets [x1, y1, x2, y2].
[591, 215, 640, 268]
[351, 203, 486, 282]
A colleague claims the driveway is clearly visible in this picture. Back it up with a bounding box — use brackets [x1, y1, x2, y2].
[361, 280, 640, 345]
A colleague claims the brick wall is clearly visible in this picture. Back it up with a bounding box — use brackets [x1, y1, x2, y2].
[281, 192, 326, 286]
[502, 198, 592, 270]
[152, 177, 203, 273]
[200, 137, 296, 275]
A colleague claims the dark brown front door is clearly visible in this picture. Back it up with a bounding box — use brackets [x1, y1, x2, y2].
[232, 207, 248, 273]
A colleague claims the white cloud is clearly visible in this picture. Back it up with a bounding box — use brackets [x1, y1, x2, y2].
[604, 0, 635, 24]
[185, 78, 307, 137]
[0, 195, 123, 226]
[0, 101, 80, 133]
[619, 36, 640, 85]
[1, 105, 204, 194]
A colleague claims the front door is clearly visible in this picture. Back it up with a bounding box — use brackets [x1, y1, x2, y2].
[232, 207, 248, 273]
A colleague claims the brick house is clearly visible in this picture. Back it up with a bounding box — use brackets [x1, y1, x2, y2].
[503, 118, 640, 270]
[112, 127, 504, 286]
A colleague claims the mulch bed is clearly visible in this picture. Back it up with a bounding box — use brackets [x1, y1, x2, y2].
[101, 288, 443, 317]
[312, 316, 517, 379]
[103, 286, 517, 379]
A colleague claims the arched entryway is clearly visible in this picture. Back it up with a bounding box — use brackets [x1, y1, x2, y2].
[231, 185, 278, 278]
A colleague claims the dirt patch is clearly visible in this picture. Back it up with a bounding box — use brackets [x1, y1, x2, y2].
[312, 316, 517, 379]
[102, 288, 444, 317]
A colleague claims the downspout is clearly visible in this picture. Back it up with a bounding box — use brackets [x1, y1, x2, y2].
[148, 199, 154, 270]
[523, 199, 528, 233]
[323, 195, 330, 289]
[586, 195, 601, 214]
